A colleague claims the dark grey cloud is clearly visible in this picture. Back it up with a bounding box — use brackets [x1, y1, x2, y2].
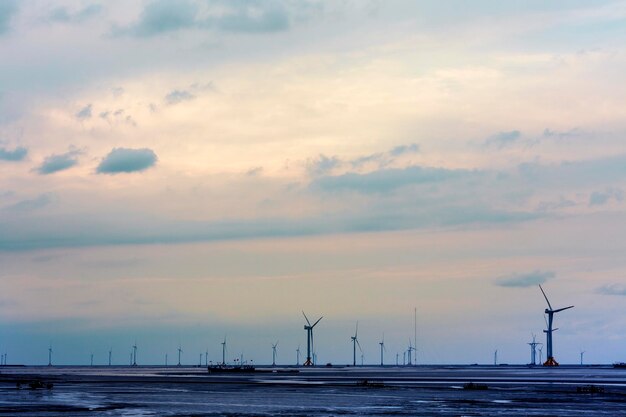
[589, 188, 624, 206]
[597, 284, 626, 296]
[96, 148, 157, 174]
[495, 270, 555, 288]
[165, 90, 195, 105]
[312, 165, 471, 194]
[306, 154, 341, 176]
[116, 0, 290, 37]
[37, 150, 80, 175]
[0, 0, 17, 35]
[484, 130, 521, 149]
[48, 4, 102, 23]
[0, 146, 27, 161]
[75, 104, 92, 120]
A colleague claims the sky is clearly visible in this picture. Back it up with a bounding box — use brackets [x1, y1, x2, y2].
[1, 0, 626, 366]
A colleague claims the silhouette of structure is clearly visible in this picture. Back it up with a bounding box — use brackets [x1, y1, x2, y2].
[108, 348, 112, 366]
[528, 334, 541, 365]
[580, 350, 585, 365]
[177, 345, 183, 366]
[271, 341, 278, 366]
[221, 337, 227, 365]
[296, 345, 300, 366]
[494, 349, 498, 365]
[351, 322, 362, 366]
[303, 311, 322, 366]
[48, 345, 53, 366]
[90, 353, 93, 367]
[132, 342, 138, 366]
[379, 335, 385, 366]
[407, 340, 415, 366]
[539, 285, 574, 366]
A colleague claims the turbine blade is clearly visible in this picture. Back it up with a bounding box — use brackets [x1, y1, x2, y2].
[312, 316, 323, 327]
[356, 339, 363, 353]
[539, 285, 553, 310]
[355, 321, 359, 338]
[302, 311, 311, 326]
[554, 305, 574, 313]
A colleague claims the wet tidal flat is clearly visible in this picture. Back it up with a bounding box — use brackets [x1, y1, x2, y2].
[1, 365, 625, 416]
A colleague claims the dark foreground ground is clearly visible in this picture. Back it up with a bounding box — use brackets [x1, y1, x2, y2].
[1, 365, 625, 416]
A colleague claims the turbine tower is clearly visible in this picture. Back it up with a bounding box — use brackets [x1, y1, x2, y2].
[296, 345, 300, 366]
[221, 337, 227, 365]
[48, 345, 53, 366]
[580, 350, 585, 365]
[379, 335, 386, 366]
[132, 342, 138, 366]
[539, 285, 574, 366]
[350, 322, 362, 366]
[108, 348, 112, 366]
[90, 353, 94, 367]
[302, 311, 322, 366]
[407, 340, 415, 366]
[494, 349, 498, 365]
[538, 346, 543, 364]
[271, 341, 278, 366]
[528, 334, 541, 366]
[177, 345, 183, 366]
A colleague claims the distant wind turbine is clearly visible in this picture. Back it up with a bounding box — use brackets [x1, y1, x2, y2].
[48, 345, 53, 367]
[177, 345, 183, 366]
[303, 311, 322, 366]
[350, 322, 362, 366]
[296, 345, 300, 366]
[271, 341, 279, 366]
[379, 334, 386, 366]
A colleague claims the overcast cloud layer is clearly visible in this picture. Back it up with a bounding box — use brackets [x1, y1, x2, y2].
[1, 0, 626, 366]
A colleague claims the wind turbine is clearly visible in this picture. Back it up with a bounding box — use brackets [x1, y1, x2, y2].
[296, 345, 300, 366]
[90, 353, 94, 367]
[494, 349, 498, 365]
[302, 311, 322, 366]
[108, 348, 112, 366]
[350, 322, 362, 366]
[48, 345, 53, 366]
[528, 334, 541, 366]
[539, 285, 574, 366]
[177, 345, 183, 366]
[538, 346, 543, 364]
[221, 337, 227, 365]
[379, 334, 386, 366]
[580, 350, 585, 365]
[407, 340, 415, 366]
[132, 342, 138, 366]
[271, 341, 279, 366]
[205, 349, 209, 367]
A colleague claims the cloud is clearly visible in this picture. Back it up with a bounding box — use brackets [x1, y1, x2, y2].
[589, 188, 624, 206]
[75, 104, 92, 120]
[0, 146, 27, 161]
[36, 150, 81, 175]
[390, 143, 419, 156]
[484, 130, 521, 149]
[48, 4, 102, 24]
[543, 128, 581, 140]
[246, 166, 263, 176]
[0, 0, 17, 35]
[117, 0, 290, 37]
[96, 148, 157, 174]
[165, 90, 195, 105]
[306, 154, 341, 176]
[597, 284, 626, 296]
[312, 165, 470, 194]
[2, 194, 53, 213]
[495, 270, 555, 287]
